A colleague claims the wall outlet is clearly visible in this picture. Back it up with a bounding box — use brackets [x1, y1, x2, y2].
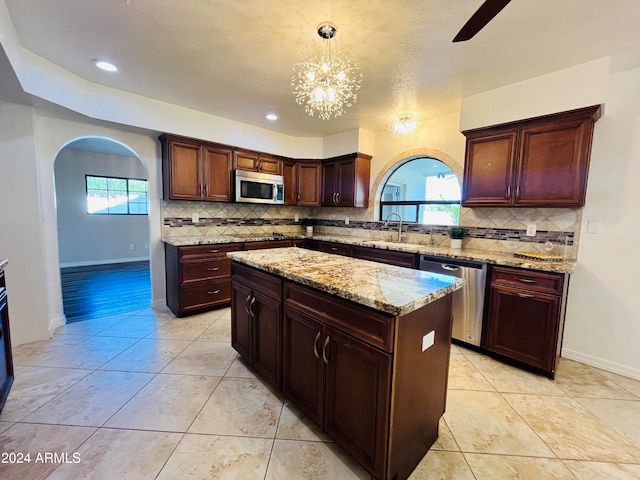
[129, 243, 135, 250]
[526, 224, 536, 236]
[192, 213, 199, 223]
[144, 243, 149, 249]
[294, 213, 299, 222]
[345, 217, 350, 225]
[422, 330, 435, 352]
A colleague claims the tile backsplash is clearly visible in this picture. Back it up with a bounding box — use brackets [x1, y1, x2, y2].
[162, 200, 581, 259]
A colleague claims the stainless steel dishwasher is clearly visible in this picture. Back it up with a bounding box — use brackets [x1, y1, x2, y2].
[419, 255, 487, 347]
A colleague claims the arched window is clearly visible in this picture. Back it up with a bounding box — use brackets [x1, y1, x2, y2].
[380, 157, 461, 226]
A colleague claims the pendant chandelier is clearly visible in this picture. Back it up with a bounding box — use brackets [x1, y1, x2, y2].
[389, 113, 418, 136]
[291, 23, 363, 120]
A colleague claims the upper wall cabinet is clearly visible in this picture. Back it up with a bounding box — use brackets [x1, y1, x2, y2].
[283, 160, 322, 206]
[461, 105, 602, 207]
[160, 134, 232, 202]
[321, 153, 372, 208]
[233, 150, 283, 175]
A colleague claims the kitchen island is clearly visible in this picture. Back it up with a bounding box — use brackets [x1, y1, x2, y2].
[227, 247, 463, 480]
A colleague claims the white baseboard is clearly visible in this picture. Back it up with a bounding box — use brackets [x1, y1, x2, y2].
[49, 315, 66, 335]
[60, 257, 150, 268]
[151, 298, 167, 310]
[561, 348, 640, 381]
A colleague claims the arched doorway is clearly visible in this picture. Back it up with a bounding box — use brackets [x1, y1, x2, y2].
[54, 137, 151, 322]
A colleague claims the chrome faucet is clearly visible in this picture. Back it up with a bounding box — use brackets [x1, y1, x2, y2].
[384, 212, 404, 242]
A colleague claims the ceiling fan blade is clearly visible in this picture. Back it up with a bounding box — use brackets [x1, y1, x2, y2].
[453, 0, 512, 42]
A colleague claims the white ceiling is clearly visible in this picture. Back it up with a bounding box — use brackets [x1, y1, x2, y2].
[4, 0, 640, 138]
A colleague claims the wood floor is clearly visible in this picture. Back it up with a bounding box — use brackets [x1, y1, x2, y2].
[60, 261, 151, 323]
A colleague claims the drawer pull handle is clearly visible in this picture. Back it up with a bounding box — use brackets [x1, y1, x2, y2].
[516, 293, 535, 298]
[249, 296, 256, 316]
[209, 250, 219, 253]
[207, 267, 220, 271]
[244, 295, 252, 315]
[515, 277, 537, 284]
[313, 331, 321, 359]
[331, 247, 338, 251]
[442, 265, 459, 271]
[322, 336, 330, 364]
[207, 290, 221, 295]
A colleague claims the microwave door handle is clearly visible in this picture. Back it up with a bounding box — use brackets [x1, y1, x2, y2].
[273, 184, 277, 201]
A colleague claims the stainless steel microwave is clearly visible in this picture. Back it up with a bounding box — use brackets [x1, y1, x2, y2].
[234, 170, 284, 204]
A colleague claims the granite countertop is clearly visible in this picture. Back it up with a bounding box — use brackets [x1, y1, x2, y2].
[162, 233, 576, 274]
[227, 247, 464, 316]
[0, 259, 8, 271]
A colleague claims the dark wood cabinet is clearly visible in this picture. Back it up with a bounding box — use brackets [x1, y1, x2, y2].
[284, 160, 322, 206]
[0, 265, 14, 414]
[321, 153, 372, 207]
[165, 240, 293, 317]
[233, 149, 282, 175]
[231, 263, 283, 388]
[165, 243, 241, 316]
[317, 241, 351, 256]
[482, 266, 567, 378]
[462, 105, 601, 207]
[160, 134, 232, 202]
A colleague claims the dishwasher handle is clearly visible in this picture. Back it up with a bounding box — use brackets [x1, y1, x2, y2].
[441, 264, 460, 271]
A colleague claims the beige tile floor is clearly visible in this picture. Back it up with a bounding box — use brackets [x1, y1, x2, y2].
[2, 306, 640, 479]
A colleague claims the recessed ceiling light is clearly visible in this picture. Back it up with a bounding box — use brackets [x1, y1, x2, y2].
[93, 60, 119, 72]
[266, 113, 278, 121]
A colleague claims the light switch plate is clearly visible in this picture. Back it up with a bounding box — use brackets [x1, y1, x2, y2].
[526, 224, 536, 236]
[192, 213, 199, 223]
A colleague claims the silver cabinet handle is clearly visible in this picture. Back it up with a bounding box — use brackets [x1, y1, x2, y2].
[442, 265, 459, 271]
[322, 336, 330, 364]
[244, 295, 252, 315]
[507, 184, 511, 198]
[516, 184, 520, 198]
[207, 289, 221, 295]
[313, 331, 321, 359]
[515, 277, 536, 284]
[516, 293, 535, 298]
[207, 267, 220, 271]
[209, 249, 219, 253]
[330, 247, 338, 251]
[249, 296, 256, 317]
[336, 192, 340, 203]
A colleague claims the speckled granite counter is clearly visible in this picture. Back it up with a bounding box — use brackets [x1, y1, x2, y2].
[162, 233, 575, 274]
[227, 247, 464, 316]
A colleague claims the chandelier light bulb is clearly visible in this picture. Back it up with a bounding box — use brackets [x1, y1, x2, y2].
[390, 114, 418, 136]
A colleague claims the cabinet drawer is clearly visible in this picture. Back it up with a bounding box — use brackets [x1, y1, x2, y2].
[180, 280, 231, 311]
[349, 246, 418, 269]
[232, 263, 282, 301]
[284, 281, 394, 353]
[179, 243, 242, 259]
[490, 266, 564, 295]
[180, 258, 230, 284]
[318, 241, 350, 256]
[243, 240, 292, 250]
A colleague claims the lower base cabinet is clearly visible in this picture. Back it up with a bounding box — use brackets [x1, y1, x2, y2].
[482, 266, 566, 378]
[231, 262, 454, 480]
[283, 307, 391, 475]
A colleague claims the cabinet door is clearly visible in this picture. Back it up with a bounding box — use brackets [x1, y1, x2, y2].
[231, 281, 253, 361]
[462, 131, 517, 206]
[297, 162, 321, 206]
[202, 146, 232, 202]
[483, 284, 561, 374]
[323, 327, 391, 479]
[258, 155, 282, 175]
[165, 140, 202, 200]
[233, 151, 260, 171]
[282, 307, 324, 425]
[515, 119, 592, 206]
[335, 160, 356, 206]
[282, 161, 297, 205]
[252, 292, 282, 388]
[321, 161, 339, 206]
